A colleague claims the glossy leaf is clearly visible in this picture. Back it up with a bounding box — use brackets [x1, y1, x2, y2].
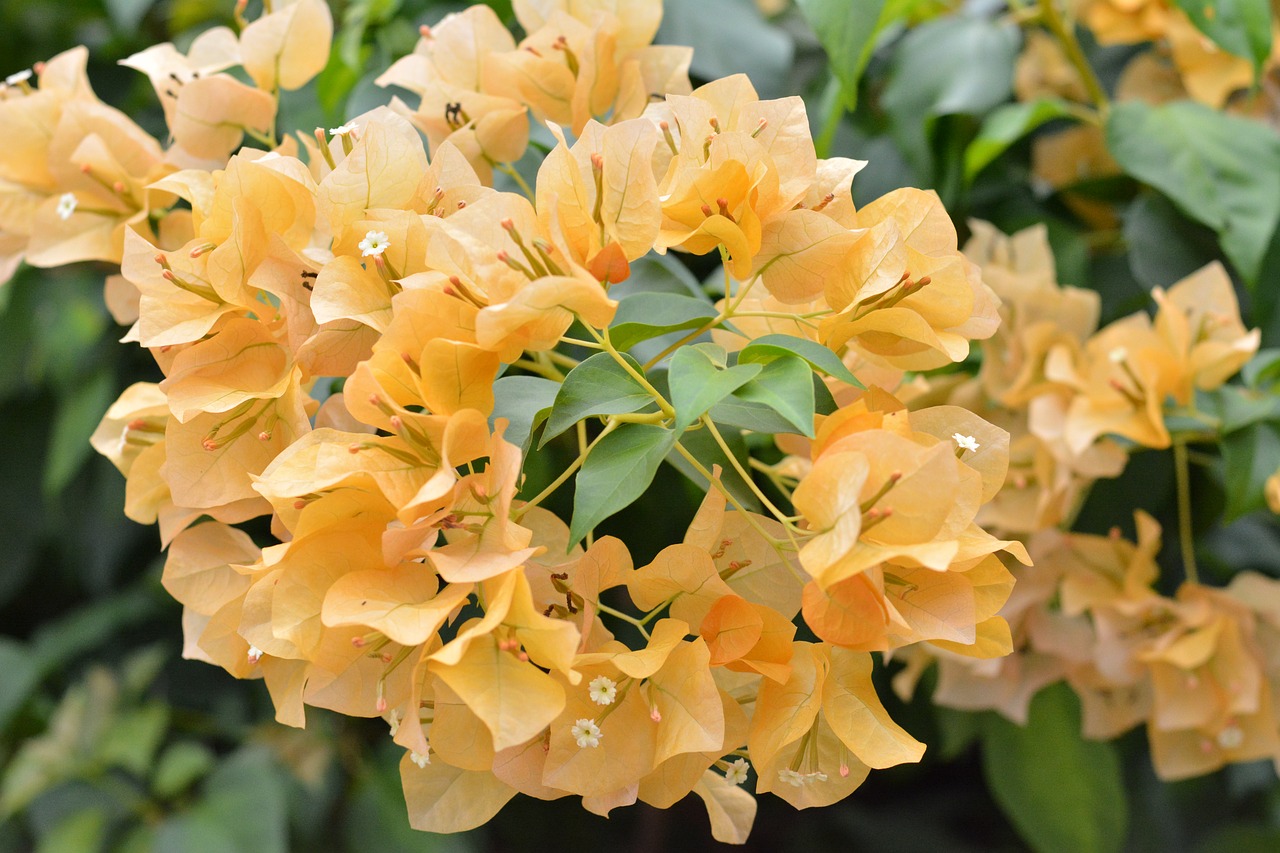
[982, 683, 1127, 853]
[491, 375, 559, 454]
[738, 333, 863, 388]
[608, 292, 720, 352]
[669, 346, 761, 431]
[1106, 101, 1280, 285]
[964, 98, 1080, 180]
[1173, 0, 1273, 75]
[541, 352, 654, 446]
[718, 356, 816, 438]
[570, 424, 677, 544]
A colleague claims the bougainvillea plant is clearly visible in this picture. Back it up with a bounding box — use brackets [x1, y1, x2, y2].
[3, 0, 1279, 845]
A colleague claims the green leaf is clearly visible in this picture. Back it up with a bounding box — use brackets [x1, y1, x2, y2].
[721, 356, 816, 438]
[152, 742, 218, 800]
[1121, 192, 1223, 290]
[610, 252, 706, 301]
[608, 292, 720, 352]
[1200, 385, 1280, 434]
[491, 375, 559, 454]
[44, 368, 115, 496]
[664, 423, 761, 513]
[98, 703, 169, 777]
[796, 0, 908, 109]
[541, 353, 654, 446]
[1172, 0, 1273, 76]
[1241, 348, 1280, 390]
[0, 639, 41, 733]
[104, 0, 156, 30]
[35, 808, 108, 853]
[152, 747, 289, 853]
[669, 347, 762, 432]
[569, 424, 677, 545]
[657, 0, 793, 100]
[881, 15, 1019, 176]
[964, 98, 1081, 180]
[738, 333, 863, 388]
[1106, 101, 1280, 285]
[1222, 420, 1280, 521]
[981, 683, 1128, 853]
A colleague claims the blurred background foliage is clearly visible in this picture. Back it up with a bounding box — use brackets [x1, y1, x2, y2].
[3, 0, 1280, 850]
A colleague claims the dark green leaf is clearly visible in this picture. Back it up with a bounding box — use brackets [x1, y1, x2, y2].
[608, 292, 720, 352]
[1200, 385, 1280, 433]
[656, 0, 793, 99]
[1122, 192, 1223, 290]
[881, 15, 1019, 176]
[738, 333, 863, 388]
[796, 0, 907, 109]
[964, 98, 1081, 180]
[982, 683, 1127, 853]
[541, 353, 653, 446]
[569, 424, 676, 545]
[1241, 348, 1280, 390]
[44, 368, 115, 496]
[0, 639, 41, 732]
[1106, 101, 1280, 284]
[491, 375, 559, 454]
[152, 747, 289, 853]
[669, 347, 761, 432]
[721, 356, 816, 438]
[1173, 0, 1273, 76]
[1222, 420, 1280, 521]
[609, 253, 706, 301]
[664, 423, 761, 513]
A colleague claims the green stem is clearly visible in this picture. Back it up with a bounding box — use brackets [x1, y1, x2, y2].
[1038, 0, 1109, 115]
[594, 601, 651, 639]
[702, 416, 796, 530]
[495, 161, 535, 200]
[516, 418, 619, 515]
[1173, 438, 1200, 585]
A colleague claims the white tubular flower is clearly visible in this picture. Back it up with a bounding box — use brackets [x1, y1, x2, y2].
[5, 69, 32, 86]
[409, 750, 430, 768]
[778, 769, 805, 787]
[588, 676, 617, 706]
[56, 193, 77, 221]
[359, 230, 390, 257]
[952, 433, 980, 452]
[724, 758, 749, 786]
[571, 718, 602, 748]
[388, 710, 401, 736]
[247, 646, 263, 664]
[329, 123, 356, 136]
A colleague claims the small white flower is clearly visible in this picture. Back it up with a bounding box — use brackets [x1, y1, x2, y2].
[724, 758, 749, 786]
[571, 717, 602, 748]
[359, 230, 390, 257]
[1217, 725, 1245, 750]
[952, 433, 980, 452]
[329, 123, 356, 136]
[778, 769, 805, 787]
[388, 709, 401, 736]
[247, 646, 263, 664]
[409, 750, 430, 768]
[56, 193, 77, 221]
[1108, 346, 1129, 364]
[5, 69, 32, 86]
[588, 675, 617, 706]
[810, 771, 828, 783]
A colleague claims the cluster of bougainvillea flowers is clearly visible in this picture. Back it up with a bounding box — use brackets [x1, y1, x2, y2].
[0, 0, 1268, 843]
